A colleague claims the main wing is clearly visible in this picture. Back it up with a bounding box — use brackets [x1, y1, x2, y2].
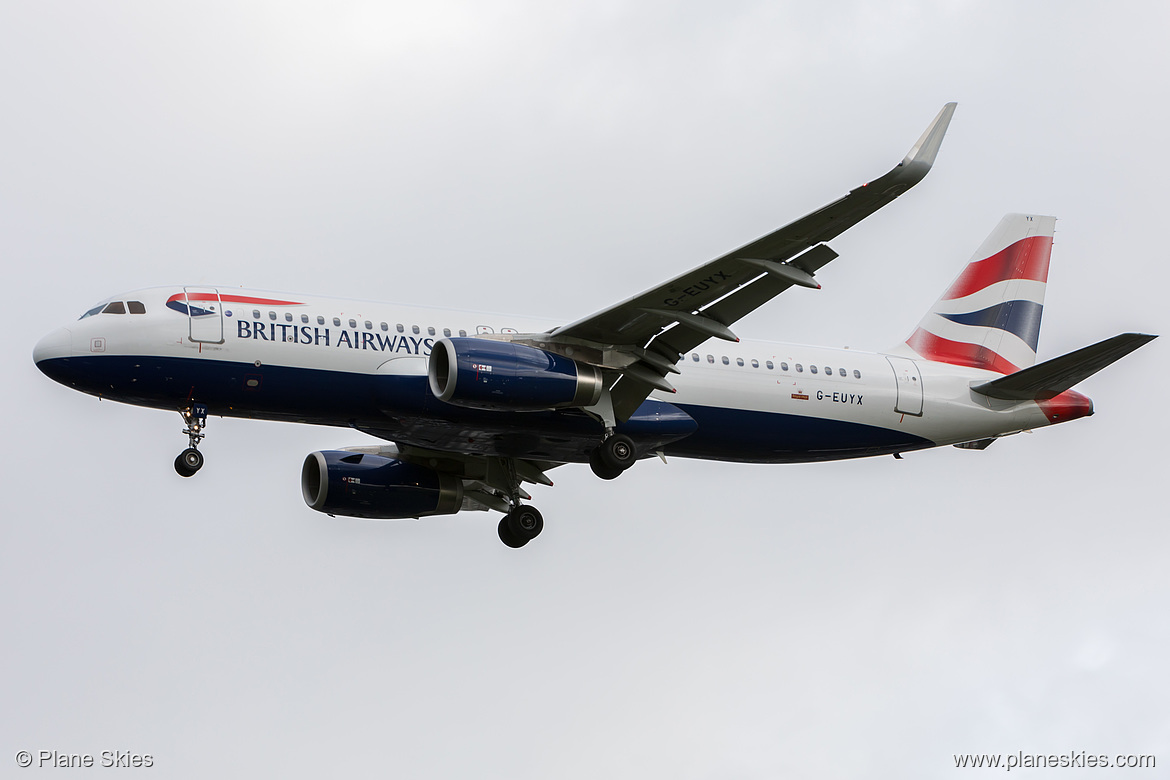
[509, 103, 957, 421]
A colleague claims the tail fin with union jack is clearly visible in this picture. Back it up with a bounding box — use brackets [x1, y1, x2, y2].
[902, 213, 1055, 374]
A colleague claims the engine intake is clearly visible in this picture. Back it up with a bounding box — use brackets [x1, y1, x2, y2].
[428, 337, 603, 411]
[301, 451, 463, 519]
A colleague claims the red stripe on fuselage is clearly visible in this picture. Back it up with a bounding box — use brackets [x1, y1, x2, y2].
[942, 235, 1052, 300]
[167, 293, 305, 306]
[905, 328, 1021, 374]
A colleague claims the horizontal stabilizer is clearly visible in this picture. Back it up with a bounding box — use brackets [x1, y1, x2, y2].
[971, 333, 1157, 401]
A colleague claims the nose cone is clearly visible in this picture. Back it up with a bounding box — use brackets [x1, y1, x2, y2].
[1039, 388, 1094, 424]
[33, 327, 73, 382]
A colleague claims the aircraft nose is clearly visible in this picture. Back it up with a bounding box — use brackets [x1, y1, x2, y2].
[33, 327, 73, 368]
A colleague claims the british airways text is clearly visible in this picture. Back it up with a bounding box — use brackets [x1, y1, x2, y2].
[236, 321, 435, 354]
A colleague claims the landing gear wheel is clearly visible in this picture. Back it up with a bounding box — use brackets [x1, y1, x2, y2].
[598, 433, 637, 472]
[498, 516, 528, 548]
[175, 447, 203, 477]
[507, 505, 544, 542]
[589, 448, 623, 480]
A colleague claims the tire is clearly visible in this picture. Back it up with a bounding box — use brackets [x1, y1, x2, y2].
[589, 449, 623, 480]
[498, 516, 528, 548]
[507, 505, 544, 541]
[178, 447, 204, 473]
[598, 434, 636, 471]
[174, 452, 196, 477]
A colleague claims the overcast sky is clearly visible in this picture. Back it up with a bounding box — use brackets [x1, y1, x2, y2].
[2, 2, 1168, 777]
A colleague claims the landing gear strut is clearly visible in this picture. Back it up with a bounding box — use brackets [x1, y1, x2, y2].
[174, 403, 207, 477]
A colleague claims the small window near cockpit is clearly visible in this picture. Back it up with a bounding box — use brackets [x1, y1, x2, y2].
[103, 301, 126, 315]
[128, 301, 146, 314]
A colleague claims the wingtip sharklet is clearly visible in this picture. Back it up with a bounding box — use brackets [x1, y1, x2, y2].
[902, 102, 957, 169]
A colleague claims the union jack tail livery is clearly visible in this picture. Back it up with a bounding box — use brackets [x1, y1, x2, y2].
[903, 214, 1055, 374]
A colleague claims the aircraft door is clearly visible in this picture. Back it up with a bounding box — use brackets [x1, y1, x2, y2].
[184, 287, 224, 344]
[886, 356, 923, 416]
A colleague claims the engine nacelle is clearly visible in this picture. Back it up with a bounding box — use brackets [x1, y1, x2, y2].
[301, 451, 463, 519]
[428, 337, 603, 411]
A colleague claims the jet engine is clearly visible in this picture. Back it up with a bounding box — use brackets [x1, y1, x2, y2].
[301, 451, 463, 519]
[427, 338, 603, 411]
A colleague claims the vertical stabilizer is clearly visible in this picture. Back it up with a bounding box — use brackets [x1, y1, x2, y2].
[902, 214, 1055, 374]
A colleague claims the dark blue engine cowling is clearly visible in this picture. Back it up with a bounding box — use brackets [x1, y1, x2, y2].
[301, 451, 463, 519]
[428, 337, 603, 411]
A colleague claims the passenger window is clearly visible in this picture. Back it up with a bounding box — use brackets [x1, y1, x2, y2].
[722, 356, 730, 365]
[691, 353, 699, 362]
[333, 317, 341, 327]
[285, 312, 293, 322]
[269, 311, 277, 320]
[317, 315, 325, 325]
[736, 357, 744, 367]
[427, 327, 436, 336]
[458, 330, 467, 337]
[102, 301, 126, 314]
[253, 310, 261, 319]
[412, 325, 420, 334]
[300, 314, 308, 323]
[796, 364, 803, 372]
[380, 322, 388, 331]
[839, 368, 846, 377]
[397, 324, 405, 333]
[443, 328, 451, 337]
[854, 369, 862, 379]
[364, 321, 372, 330]
[345, 319, 354, 328]
[780, 362, 789, 371]
[810, 365, 818, 374]
[751, 359, 759, 368]
[824, 366, 831, 375]
[128, 301, 146, 314]
[766, 360, 774, 370]
[707, 355, 715, 364]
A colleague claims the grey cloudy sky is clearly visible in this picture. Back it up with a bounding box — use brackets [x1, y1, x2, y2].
[2, 2, 1168, 777]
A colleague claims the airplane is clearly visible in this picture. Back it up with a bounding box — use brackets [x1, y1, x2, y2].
[33, 103, 1156, 548]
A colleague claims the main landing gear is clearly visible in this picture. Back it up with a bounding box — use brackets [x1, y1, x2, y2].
[497, 505, 544, 549]
[495, 459, 546, 549]
[174, 403, 207, 477]
[588, 433, 637, 480]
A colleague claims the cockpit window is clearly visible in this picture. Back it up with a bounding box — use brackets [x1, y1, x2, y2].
[128, 301, 146, 314]
[102, 301, 126, 315]
[80, 304, 106, 319]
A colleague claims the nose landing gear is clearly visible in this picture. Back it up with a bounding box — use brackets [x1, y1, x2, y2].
[175, 403, 208, 477]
